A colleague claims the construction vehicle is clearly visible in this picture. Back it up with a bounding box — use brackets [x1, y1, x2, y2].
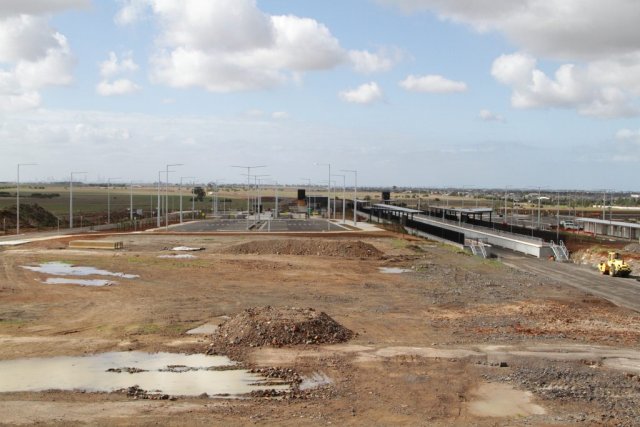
[598, 251, 632, 277]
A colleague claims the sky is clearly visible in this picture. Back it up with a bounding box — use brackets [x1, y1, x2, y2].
[1, 0, 640, 189]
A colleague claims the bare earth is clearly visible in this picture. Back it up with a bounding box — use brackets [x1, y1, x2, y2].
[1, 232, 639, 426]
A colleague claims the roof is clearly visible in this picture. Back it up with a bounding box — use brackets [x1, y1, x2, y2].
[371, 204, 422, 214]
[575, 217, 640, 229]
[430, 207, 494, 214]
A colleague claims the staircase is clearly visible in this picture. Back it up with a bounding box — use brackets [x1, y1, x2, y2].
[468, 239, 488, 259]
[549, 240, 570, 262]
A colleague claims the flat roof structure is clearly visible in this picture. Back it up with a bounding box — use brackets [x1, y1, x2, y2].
[575, 218, 640, 229]
[432, 207, 494, 215]
[575, 217, 640, 240]
[371, 204, 422, 214]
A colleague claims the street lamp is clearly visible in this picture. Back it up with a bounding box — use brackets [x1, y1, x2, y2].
[165, 163, 183, 230]
[179, 176, 195, 223]
[69, 171, 87, 229]
[16, 163, 37, 235]
[210, 179, 225, 216]
[315, 163, 331, 227]
[332, 174, 346, 224]
[107, 177, 121, 224]
[232, 165, 266, 229]
[157, 170, 165, 228]
[340, 169, 358, 226]
[254, 174, 270, 219]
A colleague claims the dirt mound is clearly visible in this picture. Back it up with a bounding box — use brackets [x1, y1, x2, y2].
[222, 239, 382, 258]
[211, 307, 354, 352]
[0, 203, 58, 228]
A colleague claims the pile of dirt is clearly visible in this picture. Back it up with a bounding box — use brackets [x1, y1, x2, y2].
[0, 203, 58, 228]
[222, 239, 382, 258]
[210, 306, 354, 353]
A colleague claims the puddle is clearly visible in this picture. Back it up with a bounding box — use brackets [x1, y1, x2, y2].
[44, 278, 114, 287]
[158, 254, 197, 259]
[467, 383, 546, 417]
[22, 262, 138, 279]
[0, 352, 289, 397]
[300, 372, 332, 391]
[186, 323, 219, 334]
[379, 267, 412, 274]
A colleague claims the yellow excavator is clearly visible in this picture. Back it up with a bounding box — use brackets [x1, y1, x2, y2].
[598, 251, 632, 277]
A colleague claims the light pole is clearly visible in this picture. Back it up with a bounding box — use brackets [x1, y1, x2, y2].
[157, 170, 164, 228]
[315, 163, 331, 227]
[107, 177, 121, 224]
[254, 174, 270, 219]
[191, 180, 197, 220]
[69, 171, 87, 229]
[232, 165, 266, 229]
[164, 163, 183, 229]
[210, 179, 225, 217]
[16, 163, 37, 235]
[332, 174, 346, 224]
[129, 181, 134, 222]
[301, 178, 313, 218]
[179, 176, 195, 223]
[341, 169, 358, 226]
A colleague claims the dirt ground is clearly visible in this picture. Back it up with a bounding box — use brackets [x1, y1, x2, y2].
[1, 232, 639, 426]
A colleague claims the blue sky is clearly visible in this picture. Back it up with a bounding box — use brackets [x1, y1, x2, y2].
[1, 0, 640, 189]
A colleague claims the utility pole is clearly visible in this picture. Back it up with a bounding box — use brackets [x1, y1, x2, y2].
[315, 163, 331, 230]
[332, 174, 346, 224]
[341, 169, 358, 226]
[179, 176, 195, 223]
[232, 165, 266, 230]
[129, 181, 134, 222]
[165, 164, 183, 230]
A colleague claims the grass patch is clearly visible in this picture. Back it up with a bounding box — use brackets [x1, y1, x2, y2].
[391, 238, 408, 249]
[124, 322, 189, 336]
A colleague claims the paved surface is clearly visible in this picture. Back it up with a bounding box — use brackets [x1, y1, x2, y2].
[168, 219, 348, 232]
[497, 249, 640, 313]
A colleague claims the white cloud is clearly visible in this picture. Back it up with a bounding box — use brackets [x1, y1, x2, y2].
[99, 51, 138, 78]
[377, 0, 640, 60]
[491, 52, 637, 118]
[0, 0, 88, 17]
[117, 0, 353, 92]
[272, 111, 289, 119]
[348, 47, 404, 74]
[96, 79, 141, 96]
[379, 0, 640, 118]
[0, 15, 74, 111]
[478, 109, 504, 122]
[339, 82, 383, 104]
[114, 0, 149, 25]
[399, 74, 467, 93]
[96, 52, 141, 96]
[616, 128, 640, 141]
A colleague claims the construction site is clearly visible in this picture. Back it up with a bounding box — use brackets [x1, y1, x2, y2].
[1, 186, 640, 426]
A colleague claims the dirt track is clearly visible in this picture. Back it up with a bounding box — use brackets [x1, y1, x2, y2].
[1, 232, 639, 425]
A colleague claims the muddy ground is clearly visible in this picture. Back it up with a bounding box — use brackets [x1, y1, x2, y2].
[1, 232, 639, 426]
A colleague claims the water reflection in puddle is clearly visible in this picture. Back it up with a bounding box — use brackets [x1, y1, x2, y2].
[0, 352, 289, 397]
[44, 278, 114, 287]
[22, 262, 138, 288]
[379, 267, 412, 274]
[300, 372, 332, 391]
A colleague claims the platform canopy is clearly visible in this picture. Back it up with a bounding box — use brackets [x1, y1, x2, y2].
[575, 218, 640, 229]
[371, 204, 422, 214]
